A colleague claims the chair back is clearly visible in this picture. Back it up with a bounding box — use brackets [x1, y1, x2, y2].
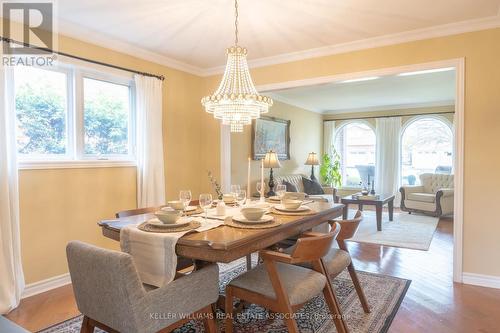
[420, 173, 454, 194]
[335, 210, 363, 241]
[290, 222, 340, 263]
[66, 241, 144, 332]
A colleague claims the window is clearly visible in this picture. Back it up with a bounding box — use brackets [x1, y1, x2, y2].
[12, 66, 134, 166]
[14, 67, 69, 158]
[334, 122, 376, 187]
[401, 117, 453, 185]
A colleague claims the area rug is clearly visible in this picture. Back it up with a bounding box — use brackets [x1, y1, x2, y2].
[38, 257, 410, 333]
[348, 210, 439, 250]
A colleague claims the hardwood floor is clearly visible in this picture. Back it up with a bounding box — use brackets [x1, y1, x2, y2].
[4, 210, 500, 332]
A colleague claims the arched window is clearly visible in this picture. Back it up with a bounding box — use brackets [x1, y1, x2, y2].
[334, 122, 376, 187]
[401, 117, 453, 185]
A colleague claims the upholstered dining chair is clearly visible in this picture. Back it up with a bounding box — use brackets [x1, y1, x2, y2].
[66, 241, 219, 333]
[116, 207, 194, 274]
[283, 210, 369, 314]
[225, 223, 349, 333]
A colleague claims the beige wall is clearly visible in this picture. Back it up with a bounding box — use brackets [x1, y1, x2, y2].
[204, 28, 500, 278]
[4, 22, 207, 283]
[231, 101, 323, 193]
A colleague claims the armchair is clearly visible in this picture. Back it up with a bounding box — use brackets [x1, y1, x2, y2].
[400, 173, 454, 217]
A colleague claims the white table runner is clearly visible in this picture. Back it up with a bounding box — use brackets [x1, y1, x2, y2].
[120, 217, 224, 287]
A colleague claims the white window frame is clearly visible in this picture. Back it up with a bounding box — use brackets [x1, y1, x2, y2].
[12, 63, 136, 170]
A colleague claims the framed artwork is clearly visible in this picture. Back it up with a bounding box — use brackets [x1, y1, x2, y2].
[252, 116, 291, 160]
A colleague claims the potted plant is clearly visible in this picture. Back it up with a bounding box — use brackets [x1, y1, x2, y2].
[320, 148, 342, 188]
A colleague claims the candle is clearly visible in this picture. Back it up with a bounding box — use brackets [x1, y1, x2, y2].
[260, 158, 264, 201]
[247, 157, 251, 199]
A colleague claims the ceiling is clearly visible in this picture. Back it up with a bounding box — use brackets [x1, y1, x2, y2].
[21, 1, 500, 73]
[267, 69, 456, 114]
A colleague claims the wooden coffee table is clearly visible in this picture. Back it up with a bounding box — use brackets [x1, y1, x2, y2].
[341, 193, 395, 231]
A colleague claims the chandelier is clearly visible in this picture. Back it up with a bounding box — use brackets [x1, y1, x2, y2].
[201, 0, 273, 132]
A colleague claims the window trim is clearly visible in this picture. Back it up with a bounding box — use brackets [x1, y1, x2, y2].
[11, 63, 136, 170]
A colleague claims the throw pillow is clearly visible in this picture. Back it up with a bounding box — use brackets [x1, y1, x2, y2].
[282, 180, 298, 192]
[302, 177, 325, 195]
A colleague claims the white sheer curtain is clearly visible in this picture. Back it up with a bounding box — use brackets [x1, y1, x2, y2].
[135, 75, 166, 208]
[0, 68, 25, 313]
[375, 117, 401, 203]
[323, 121, 336, 156]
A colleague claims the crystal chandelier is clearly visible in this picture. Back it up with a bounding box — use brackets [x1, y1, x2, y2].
[201, 0, 273, 133]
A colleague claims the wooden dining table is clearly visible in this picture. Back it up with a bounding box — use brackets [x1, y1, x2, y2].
[98, 201, 344, 265]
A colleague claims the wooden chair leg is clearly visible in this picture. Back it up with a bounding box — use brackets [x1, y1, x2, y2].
[225, 287, 234, 333]
[202, 304, 217, 333]
[347, 263, 370, 313]
[322, 283, 349, 333]
[80, 316, 94, 333]
[282, 308, 299, 333]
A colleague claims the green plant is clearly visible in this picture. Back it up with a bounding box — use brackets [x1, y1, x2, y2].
[320, 148, 342, 187]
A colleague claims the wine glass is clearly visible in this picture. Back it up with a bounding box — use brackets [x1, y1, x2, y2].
[256, 182, 263, 197]
[235, 190, 247, 207]
[276, 184, 287, 203]
[179, 190, 192, 214]
[230, 184, 241, 203]
[199, 193, 213, 221]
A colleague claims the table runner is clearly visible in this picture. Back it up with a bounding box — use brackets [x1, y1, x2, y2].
[120, 217, 223, 287]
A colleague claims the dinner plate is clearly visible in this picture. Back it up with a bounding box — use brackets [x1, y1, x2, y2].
[232, 214, 274, 224]
[274, 205, 311, 213]
[147, 217, 192, 228]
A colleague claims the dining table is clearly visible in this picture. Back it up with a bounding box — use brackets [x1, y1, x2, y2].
[98, 200, 344, 266]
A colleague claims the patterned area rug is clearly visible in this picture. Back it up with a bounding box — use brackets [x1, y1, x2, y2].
[38, 257, 410, 333]
[349, 210, 439, 251]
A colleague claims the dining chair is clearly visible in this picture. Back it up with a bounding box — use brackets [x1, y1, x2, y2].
[224, 223, 349, 333]
[116, 207, 194, 273]
[284, 210, 370, 314]
[66, 241, 219, 333]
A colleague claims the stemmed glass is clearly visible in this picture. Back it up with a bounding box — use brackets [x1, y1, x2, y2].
[276, 184, 287, 203]
[256, 182, 264, 197]
[235, 190, 247, 207]
[230, 184, 241, 203]
[199, 193, 213, 221]
[179, 190, 192, 215]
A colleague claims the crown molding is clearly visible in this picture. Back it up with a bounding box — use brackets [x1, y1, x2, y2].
[53, 15, 500, 78]
[202, 15, 500, 76]
[57, 19, 205, 76]
[323, 101, 455, 115]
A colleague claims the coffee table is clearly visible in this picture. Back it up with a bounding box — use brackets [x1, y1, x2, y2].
[341, 193, 395, 231]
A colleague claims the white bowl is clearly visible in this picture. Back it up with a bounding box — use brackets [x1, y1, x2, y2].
[168, 200, 185, 210]
[282, 199, 302, 210]
[240, 207, 266, 221]
[154, 210, 182, 224]
[223, 194, 235, 203]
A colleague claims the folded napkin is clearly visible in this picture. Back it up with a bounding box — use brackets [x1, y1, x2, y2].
[120, 217, 224, 287]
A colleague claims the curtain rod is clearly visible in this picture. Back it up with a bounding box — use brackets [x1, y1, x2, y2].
[323, 111, 454, 122]
[1, 37, 165, 81]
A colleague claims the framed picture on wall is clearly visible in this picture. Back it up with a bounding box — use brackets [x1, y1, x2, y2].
[252, 116, 291, 160]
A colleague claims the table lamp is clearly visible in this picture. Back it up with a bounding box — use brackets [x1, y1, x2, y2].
[263, 150, 281, 197]
[305, 152, 320, 181]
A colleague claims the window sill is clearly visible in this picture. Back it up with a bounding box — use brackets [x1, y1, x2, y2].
[18, 160, 137, 170]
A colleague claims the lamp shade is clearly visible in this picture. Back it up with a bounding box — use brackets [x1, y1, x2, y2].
[263, 151, 281, 168]
[304, 152, 319, 165]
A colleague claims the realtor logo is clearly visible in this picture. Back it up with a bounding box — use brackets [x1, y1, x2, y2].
[2, 1, 54, 55]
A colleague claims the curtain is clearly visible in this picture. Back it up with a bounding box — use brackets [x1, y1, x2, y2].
[0, 68, 25, 314]
[323, 121, 336, 156]
[135, 75, 166, 208]
[375, 117, 401, 203]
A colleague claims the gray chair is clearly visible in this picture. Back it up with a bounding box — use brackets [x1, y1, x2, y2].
[66, 241, 219, 333]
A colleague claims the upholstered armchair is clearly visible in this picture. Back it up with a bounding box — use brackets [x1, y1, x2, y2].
[66, 241, 219, 333]
[400, 173, 454, 217]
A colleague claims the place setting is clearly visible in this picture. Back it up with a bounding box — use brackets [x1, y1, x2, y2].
[226, 206, 281, 229]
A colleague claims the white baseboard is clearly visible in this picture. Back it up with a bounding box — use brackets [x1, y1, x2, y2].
[22, 273, 71, 299]
[462, 272, 500, 289]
